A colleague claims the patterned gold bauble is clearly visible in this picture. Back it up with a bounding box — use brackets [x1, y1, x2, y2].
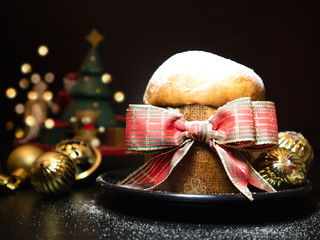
[53, 138, 101, 180]
[30, 151, 76, 194]
[279, 131, 314, 171]
[254, 148, 306, 190]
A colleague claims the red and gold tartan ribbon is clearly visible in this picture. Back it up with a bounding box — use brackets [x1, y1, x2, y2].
[120, 97, 278, 200]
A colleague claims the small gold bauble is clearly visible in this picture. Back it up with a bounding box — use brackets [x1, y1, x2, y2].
[7, 144, 44, 174]
[53, 138, 101, 180]
[279, 131, 314, 171]
[254, 148, 306, 190]
[30, 151, 76, 194]
[5, 144, 45, 189]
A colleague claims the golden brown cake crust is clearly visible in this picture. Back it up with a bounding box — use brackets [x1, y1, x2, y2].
[143, 51, 265, 107]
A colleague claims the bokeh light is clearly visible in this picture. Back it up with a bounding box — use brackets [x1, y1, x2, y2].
[98, 126, 105, 133]
[38, 45, 49, 57]
[25, 115, 37, 127]
[44, 118, 55, 129]
[28, 91, 38, 100]
[70, 116, 77, 123]
[114, 91, 125, 102]
[101, 73, 112, 84]
[44, 72, 55, 83]
[91, 138, 100, 148]
[21, 63, 32, 74]
[6, 121, 14, 131]
[6, 88, 17, 99]
[81, 116, 92, 124]
[43, 91, 53, 101]
[15, 104, 25, 114]
[31, 73, 41, 84]
[15, 128, 25, 139]
[19, 78, 29, 89]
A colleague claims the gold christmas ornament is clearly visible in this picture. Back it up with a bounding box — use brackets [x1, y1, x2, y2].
[30, 151, 76, 194]
[53, 138, 101, 180]
[5, 144, 44, 189]
[7, 144, 44, 173]
[278, 131, 314, 171]
[254, 148, 306, 190]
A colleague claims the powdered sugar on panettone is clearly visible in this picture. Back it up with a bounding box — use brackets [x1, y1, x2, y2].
[143, 51, 264, 105]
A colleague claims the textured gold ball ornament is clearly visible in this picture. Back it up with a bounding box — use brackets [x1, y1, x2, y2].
[30, 151, 76, 194]
[53, 138, 101, 180]
[278, 131, 314, 171]
[254, 148, 306, 190]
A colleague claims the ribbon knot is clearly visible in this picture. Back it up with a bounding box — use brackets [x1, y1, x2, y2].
[121, 97, 279, 201]
[184, 120, 212, 143]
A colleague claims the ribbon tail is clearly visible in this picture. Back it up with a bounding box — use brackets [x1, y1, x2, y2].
[231, 150, 277, 193]
[119, 140, 194, 190]
[212, 143, 276, 201]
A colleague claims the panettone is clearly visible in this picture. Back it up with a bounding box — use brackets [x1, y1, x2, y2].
[143, 50, 266, 194]
[143, 50, 265, 108]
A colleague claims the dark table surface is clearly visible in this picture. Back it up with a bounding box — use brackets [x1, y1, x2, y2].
[0, 147, 319, 240]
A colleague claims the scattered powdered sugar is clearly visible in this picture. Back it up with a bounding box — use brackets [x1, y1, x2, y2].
[4, 184, 318, 240]
[77, 200, 105, 218]
[23, 194, 320, 240]
[149, 50, 263, 88]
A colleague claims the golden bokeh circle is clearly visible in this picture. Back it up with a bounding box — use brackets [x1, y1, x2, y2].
[6, 88, 17, 99]
[21, 63, 32, 74]
[25, 115, 37, 127]
[28, 91, 38, 100]
[38, 45, 49, 56]
[44, 72, 55, 83]
[31, 73, 41, 84]
[15, 104, 25, 114]
[42, 91, 53, 101]
[114, 91, 125, 103]
[101, 73, 112, 84]
[15, 128, 25, 139]
[19, 78, 29, 89]
[44, 118, 55, 129]
[90, 138, 100, 148]
[98, 126, 105, 133]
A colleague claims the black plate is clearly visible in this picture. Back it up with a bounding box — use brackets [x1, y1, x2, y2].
[96, 168, 312, 206]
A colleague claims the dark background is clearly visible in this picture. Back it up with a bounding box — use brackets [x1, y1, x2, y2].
[0, 2, 320, 239]
[0, 0, 319, 148]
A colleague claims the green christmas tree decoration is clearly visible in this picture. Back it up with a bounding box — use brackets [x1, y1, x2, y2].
[60, 29, 119, 128]
[71, 49, 111, 99]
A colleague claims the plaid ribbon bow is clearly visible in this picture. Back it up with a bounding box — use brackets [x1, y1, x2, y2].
[120, 97, 278, 200]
